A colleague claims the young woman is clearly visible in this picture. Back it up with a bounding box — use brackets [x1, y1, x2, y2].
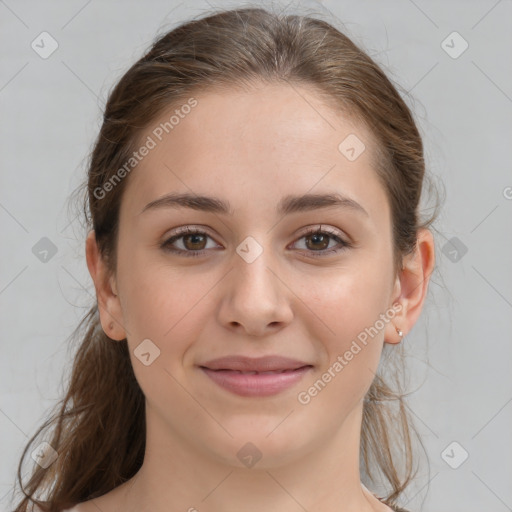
[14, 6, 439, 512]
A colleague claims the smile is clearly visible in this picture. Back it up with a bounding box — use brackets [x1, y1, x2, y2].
[200, 366, 313, 397]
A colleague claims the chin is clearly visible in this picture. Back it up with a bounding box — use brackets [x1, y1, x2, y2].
[210, 422, 311, 469]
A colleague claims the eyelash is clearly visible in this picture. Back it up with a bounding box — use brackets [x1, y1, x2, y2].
[160, 225, 352, 258]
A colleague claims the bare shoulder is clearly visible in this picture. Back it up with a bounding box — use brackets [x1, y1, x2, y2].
[59, 488, 122, 512]
[60, 503, 98, 512]
[60, 481, 133, 512]
[31, 506, 83, 512]
[32, 506, 86, 512]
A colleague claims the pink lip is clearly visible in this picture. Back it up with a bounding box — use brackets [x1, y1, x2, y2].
[198, 355, 313, 397]
[200, 366, 313, 397]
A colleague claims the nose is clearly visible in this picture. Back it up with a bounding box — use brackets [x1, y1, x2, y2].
[217, 245, 294, 337]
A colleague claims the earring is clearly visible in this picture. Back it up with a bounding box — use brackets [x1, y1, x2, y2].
[395, 326, 403, 337]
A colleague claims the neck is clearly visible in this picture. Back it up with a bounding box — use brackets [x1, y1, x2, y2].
[114, 401, 387, 512]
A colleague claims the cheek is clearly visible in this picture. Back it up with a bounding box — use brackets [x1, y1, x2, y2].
[117, 252, 217, 362]
[118, 270, 210, 404]
[304, 266, 391, 398]
[117, 239, 189, 329]
[310, 265, 391, 339]
[299, 277, 387, 420]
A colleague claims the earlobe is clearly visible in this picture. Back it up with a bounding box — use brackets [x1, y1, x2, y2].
[384, 300, 407, 345]
[85, 230, 127, 341]
[384, 228, 435, 345]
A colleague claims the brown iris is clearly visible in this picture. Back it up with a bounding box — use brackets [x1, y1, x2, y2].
[182, 233, 207, 250]
[305, 232, 330, 251]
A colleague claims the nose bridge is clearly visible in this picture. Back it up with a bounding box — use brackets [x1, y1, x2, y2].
[218, 233, 293, 334]
[233, 234, 281, 301]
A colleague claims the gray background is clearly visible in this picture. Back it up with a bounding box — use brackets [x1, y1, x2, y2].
[1, 0, 511, 511]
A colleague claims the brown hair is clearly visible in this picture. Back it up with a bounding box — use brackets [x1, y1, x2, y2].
[12, 6, 441, 511]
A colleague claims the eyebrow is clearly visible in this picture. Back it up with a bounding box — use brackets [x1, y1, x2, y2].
[140, 192, 369, 217]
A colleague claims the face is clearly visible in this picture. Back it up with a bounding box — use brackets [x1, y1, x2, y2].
[96, 82, 406, 468]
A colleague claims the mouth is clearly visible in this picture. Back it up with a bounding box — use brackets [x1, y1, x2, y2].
[199, 365, 313, 397]
[201, 367, 311, 374]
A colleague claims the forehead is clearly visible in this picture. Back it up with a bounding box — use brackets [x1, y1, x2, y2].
[121, 83, 388, 225]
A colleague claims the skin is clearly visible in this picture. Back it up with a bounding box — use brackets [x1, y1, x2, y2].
[81, 82, 435, 512]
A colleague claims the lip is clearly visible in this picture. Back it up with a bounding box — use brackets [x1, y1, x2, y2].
[199, 355, 313, 397]
[200, 355, 311, 372]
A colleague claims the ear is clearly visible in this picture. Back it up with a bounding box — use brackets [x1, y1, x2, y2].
[85, 230, 127, 341]
[384, 228, 436, 344]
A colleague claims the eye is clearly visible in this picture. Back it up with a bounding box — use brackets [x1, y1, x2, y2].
[291, 225, 352, 258]
[160, 225, 352, 258]
[161, 226, 220, 257]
